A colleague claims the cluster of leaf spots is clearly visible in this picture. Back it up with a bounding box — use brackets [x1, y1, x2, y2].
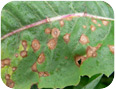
[73, 18, 114, 67]
[1, 58, 17, 88]
[31, 52, 49, 78]
[20, 40, 28, 57]
[1, 59, 11, 68]
[74, 44, 102, 67]
[5, 74, 15, 88]
[1, 16, 114, 88]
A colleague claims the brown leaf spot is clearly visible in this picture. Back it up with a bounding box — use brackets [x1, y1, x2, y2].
[47, 38, 57, 50]
[92, 19, 97, 24]
[5, 74, 10, 80]
[37, 52, 45, 64]
[45, 28, 51, 34]
[86, 44, 102, 58]
[108, 45, 114, 54]
[12, 67, 17, 72]
[102, 20, 109, 26]
[38, 72, 50, 77]
[65, 56, 68, 59]
[6, 79, 15, 88]
[51, 28, 60, 38]
[15, 53, 18, 58]
[22, 40, 27, 50]
[86, 46, 97, 58]
[74, 55, 87, 67]
[63, 33, 70, 44]
[98, 24, 101, 27]
[2, 59, 11, 67]
[79, 34, 89, 45]
[20, 50, 27, 58]
[31, 39, 40, 52]
[90, 25, 96, 31]
[31, 62, 37, 72]
[59, 20, 64, 27]
[83, 25, 87, 29]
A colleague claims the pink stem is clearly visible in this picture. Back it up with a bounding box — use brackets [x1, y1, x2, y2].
[1, 12, 113, 40]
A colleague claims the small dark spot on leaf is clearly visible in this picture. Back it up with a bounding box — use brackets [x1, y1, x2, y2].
[79, 34, 89, 45]
[12, 67, 17, 72]
[47, 38, 57, 50]
[6, 79, 15, 88]
[31, 39, 40, 52]
[83, 25, 87, 29]
[59, 20, 64, 27]
[38, 72, 50, 77]
[102, 20, 109, 26]
[90, 25, 96, 31]
[14, 53, 18, 58]
[45, 28, 51, 34]
[22, 40, 27, 50]
[5, 74, 10, 80]
[65, 56, 68, 59]
[31, 62, 37, 72]
[1, 58, 11, 68]
[108, 45, 114, 54]
[92, 18, 97, 24]
[20, 50, 27, 58]
[37, 52, 45, 64]
[63, 33, 70, 44]
[86, 44, 102, 58]
[51, 28, 60, 38]
[98, 24, 101, 27]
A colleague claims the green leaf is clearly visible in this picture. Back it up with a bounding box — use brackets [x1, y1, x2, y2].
[82, 74, 102, 89]
[1, 1, 114, 89]
[74, 74, 102, 89]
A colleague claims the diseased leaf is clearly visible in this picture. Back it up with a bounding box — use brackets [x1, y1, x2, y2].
[1, 1, 114, 89]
